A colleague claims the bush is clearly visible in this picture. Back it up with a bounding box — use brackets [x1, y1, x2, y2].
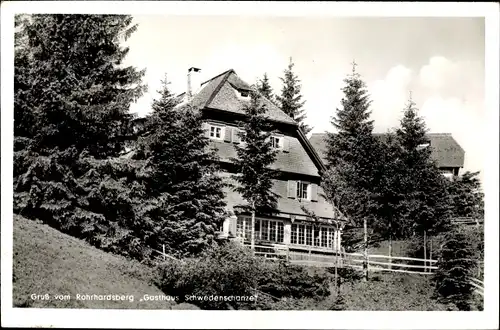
[156, 242, 331, 310]
[433, 229, 476, 311]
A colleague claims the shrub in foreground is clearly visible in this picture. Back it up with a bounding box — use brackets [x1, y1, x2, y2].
[156, 242, 331, 310]
[434, 229, 476, 311]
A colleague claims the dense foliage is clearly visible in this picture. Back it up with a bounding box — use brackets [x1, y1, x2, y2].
[434, 229, 476, 310]
[276, 58, 312, 134]
[14, 15, 226, 262]
[231, 90, 279, 215]
[323, 65, 382, 230]
[447, 171, 484, 219]
[14, 14, 148, 259]
[394, 97, 452, 238]
[132, 78, 227, 257]
[256, 73, 276, 104]
[156, 242, 331, 310]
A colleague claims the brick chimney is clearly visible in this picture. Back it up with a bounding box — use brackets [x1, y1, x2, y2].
[187, 67, 201, 100]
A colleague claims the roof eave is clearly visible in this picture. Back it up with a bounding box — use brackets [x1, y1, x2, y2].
[297, 128, 327, 174]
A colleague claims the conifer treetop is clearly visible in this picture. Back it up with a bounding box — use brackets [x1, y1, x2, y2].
[276, 57, 312, 134]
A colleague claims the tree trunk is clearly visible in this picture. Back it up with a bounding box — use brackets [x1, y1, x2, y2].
[429, 236, 433, 273]
[251, 201, 256, 252]
[363, 217, 368, 281]
[334, 224, 340, 297]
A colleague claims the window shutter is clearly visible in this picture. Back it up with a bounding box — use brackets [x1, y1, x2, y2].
[202, 122, 210, 138]
[287, 180, 297, 199]
[224, 126, 232, 142]
[283, 137, 290, 153]
[232, 128, 241, 143]
[310, 184, 318, 202]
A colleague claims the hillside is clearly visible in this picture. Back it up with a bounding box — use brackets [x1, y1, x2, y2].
[12, 215, 198, 309]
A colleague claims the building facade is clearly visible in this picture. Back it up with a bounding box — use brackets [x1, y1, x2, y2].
[178, 68, 346, 252]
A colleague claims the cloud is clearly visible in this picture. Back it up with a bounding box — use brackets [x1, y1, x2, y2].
[419, 56, 460, 91]
[368, 65, 413, 132]
[419, 56, 484, 104]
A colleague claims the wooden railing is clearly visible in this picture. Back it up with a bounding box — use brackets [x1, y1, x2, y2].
[242, 243, 439, 275]
[451, 217, 483, 226]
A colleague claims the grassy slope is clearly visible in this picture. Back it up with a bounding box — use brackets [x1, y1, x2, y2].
[340, 272, 449, 311]
[13, 215, 198, 309]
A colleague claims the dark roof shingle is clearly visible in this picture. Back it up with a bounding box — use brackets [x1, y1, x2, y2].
[187, 70, 297, 125]
[309, 132, 465, 168]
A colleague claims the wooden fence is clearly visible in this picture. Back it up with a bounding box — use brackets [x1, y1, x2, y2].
[152, 244, 484, 297]
[451, 217, 483, 226]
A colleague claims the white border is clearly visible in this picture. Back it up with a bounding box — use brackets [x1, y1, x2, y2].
[1, 1, 499, 329]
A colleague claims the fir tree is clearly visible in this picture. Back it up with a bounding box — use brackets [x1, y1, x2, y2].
[395, 94, 452, 238]
[276, 57, 312, 134]
[371, 132, 408, 260]
[322, 62, 382, 280]
[14, 14, 148, 259]
[257, 73, 275, 103]
[447, 171, 484, 219]
[14, 15, 145, 158]
[434, 229, 476, 310]
[136, 77, 227, 257]
[231, 90, 279, 250]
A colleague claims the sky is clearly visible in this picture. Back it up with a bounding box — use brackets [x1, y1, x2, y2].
[123, 16, 485, 176]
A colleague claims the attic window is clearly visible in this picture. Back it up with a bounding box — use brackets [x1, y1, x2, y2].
[271, 136, 282, 149]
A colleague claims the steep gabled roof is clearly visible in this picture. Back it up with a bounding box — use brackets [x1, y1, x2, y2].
[309, 132, 465, 168]
[185, 69, 297, 125]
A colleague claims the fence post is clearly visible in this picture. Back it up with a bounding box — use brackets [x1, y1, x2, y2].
[423, 231, 427, 273]
[286, 246, 290, 263]
[162, 244, 166, 261]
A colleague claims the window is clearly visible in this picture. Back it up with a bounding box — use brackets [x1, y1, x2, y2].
[298, 224, 305, 245]
[261, 220, 269, 241]
[327, 228, 334, 248]
[296, 182, 309, 200]
[277, 222, 284, 243]
[240, 91, 249, 97]
[291, 224, 297, 244]
[305, 225, 312, 246]
[313, 227, 321, 247]
[236, 217, 284, 243]
[320, 228, 328, 247]
[209, 124, 223, 140]
[271, 136, 281, 149]
[269, 221, 277, 241]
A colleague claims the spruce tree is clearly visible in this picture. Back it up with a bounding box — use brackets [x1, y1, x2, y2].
[434, 228, 476, 310]
[136, 77, 227, 257]
[257, 73, 275, 103]
[14, 15, 145, 158]
[276, 58, 312, 134]
[371, 132, 408, 261]
[395, 95, 452, 238]
[231, 90, 279, 250]
[14, 14, 147, 259]
[323, 63, 382, 280]
[447, 171, 484, 219]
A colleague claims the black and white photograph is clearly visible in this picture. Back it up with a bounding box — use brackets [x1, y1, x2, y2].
[1, 1, 499, 329]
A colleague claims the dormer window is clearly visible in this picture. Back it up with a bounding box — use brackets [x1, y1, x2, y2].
[271, 136, 282, 149]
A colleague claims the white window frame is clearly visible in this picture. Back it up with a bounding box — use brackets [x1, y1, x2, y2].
[236, 216, 284, 244]
[208, 124, 224, 141]
[290, 223, 337, 248]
